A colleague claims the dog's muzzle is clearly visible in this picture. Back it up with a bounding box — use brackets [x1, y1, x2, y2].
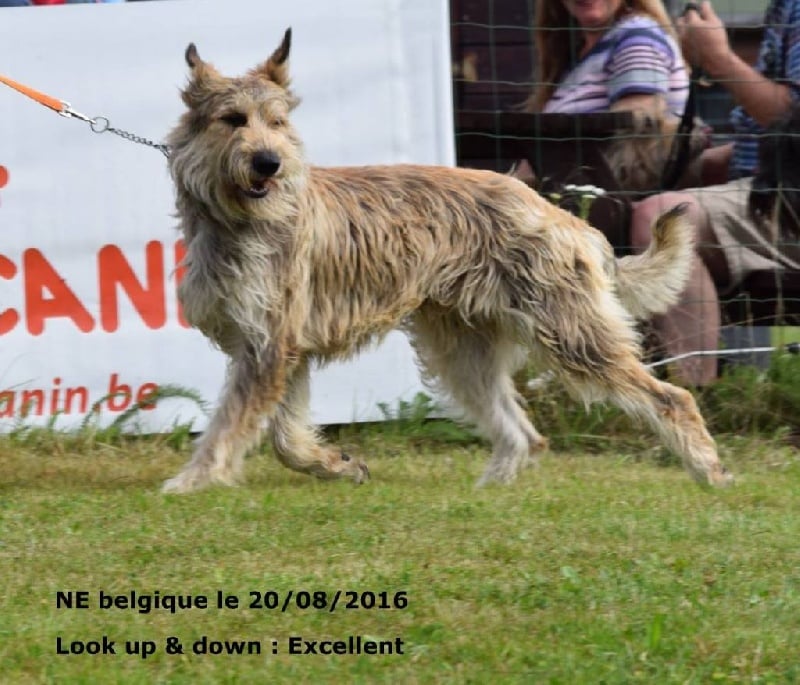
[242, 150, 281, 199]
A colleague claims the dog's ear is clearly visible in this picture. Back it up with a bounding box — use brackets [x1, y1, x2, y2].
[181, 43, 225, 109]
[185, 43, 203, 69]
[254, 28, 292, 88]
[250, 28, 299, 109]
[270, 27, 292, 68]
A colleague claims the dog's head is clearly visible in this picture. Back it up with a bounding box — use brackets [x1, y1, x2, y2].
[749, 105, 800, 240]
[167, 29, 306, 224]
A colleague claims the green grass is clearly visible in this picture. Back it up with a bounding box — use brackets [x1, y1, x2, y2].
[2, 418, 799, 684]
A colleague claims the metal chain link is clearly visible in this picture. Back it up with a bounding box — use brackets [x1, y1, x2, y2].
[61, 106, 171, 158]
[91, 116, 171, 158]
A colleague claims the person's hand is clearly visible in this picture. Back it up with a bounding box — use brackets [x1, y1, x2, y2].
[677, 1, 733, 77]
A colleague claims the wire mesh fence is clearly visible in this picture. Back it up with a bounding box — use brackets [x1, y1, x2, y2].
[450, 0, 799, 354]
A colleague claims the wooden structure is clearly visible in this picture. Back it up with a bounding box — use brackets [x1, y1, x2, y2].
[456, 110, 636, 249]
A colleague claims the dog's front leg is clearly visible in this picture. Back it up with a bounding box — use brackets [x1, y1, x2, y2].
[162, 343, 288, 494]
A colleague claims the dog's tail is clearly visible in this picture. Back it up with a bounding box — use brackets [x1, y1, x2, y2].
[613, 203, 694, 319]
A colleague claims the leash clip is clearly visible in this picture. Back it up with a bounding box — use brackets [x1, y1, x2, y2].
[59, 101, 94, 124]
[59, 102, 110, 133]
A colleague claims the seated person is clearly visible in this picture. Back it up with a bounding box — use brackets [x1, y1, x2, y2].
[516, 0, 691, 190]
[630, 0, 800, 385]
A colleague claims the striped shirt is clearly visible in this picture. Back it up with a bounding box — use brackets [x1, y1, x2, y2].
[543, 15, 689, 116]
[729, 0, 800, 177]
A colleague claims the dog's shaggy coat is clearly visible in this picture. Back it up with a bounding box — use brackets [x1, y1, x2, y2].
[162, 29, 732, 493]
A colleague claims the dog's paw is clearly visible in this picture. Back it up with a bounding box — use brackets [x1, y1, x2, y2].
[524, 435, 549, 469]
[161, 466, 237, 494]
[685, 460, 735, 489]
[162, 473, 204, 495]
[353, 459, 370, 484]
[706, 464, 735, 488]
[307, 449, 370, 484]
[339, 451, 370, 484]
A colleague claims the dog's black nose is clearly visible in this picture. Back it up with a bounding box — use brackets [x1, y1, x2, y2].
[252, 150, 281, 177]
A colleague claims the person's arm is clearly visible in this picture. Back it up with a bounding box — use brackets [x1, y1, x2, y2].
[605, 21, 686, 121]
[610, 93, 667, 117]
[678, 1, 795, 127]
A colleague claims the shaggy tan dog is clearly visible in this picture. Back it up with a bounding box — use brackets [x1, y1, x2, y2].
[162, 29, 732, 493]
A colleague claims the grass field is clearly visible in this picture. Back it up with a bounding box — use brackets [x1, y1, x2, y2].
[2, 417, 799, 684]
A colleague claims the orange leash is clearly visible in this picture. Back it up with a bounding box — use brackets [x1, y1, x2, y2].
[0, 73, 66, 113]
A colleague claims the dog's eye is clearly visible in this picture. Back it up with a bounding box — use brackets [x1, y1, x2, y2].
[271, 117, 287, 128]
[220, 112, 248, 128]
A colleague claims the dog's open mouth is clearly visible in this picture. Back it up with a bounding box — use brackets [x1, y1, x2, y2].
[241, 183, 270, 199]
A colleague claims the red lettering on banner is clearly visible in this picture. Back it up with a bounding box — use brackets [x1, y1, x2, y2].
[0, 391, 12, 418]
[64, 385, 90, 414]
[0, 164, 8, 208]
[98, 241, 167, 332]
[104, 374, 157, 412]
[0, 384, 89, 417]
[21, 388, 45, 416]
[136, 382, 159, 410]
[47, 377, 89, 416]
[24, 249, 95, 335]
[107, 373, 133, 412]
[0, 255, 20, 334]
[50, 377, 63, 416]
[174, 240, 189, 328]
[0, 374, 153, 419]
[0, 240, 191, 336]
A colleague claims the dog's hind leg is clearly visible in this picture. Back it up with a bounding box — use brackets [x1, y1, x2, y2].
[270, 360, 369, 483]
[565, 359, 732, 486]
[410, 312, 547, 485]
[532, 295, 733, 487]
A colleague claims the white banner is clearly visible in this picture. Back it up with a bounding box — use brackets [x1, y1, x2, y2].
[0, 0, 454, 431]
